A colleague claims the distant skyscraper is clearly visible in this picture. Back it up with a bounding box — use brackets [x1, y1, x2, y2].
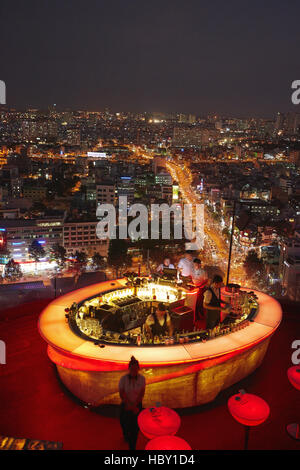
[274, 112, 300, 134]
[274, 112, 284, 132]
[285, 112, 300, 134]
[172, 127, 217, 147]
[66, 127, 81, 146]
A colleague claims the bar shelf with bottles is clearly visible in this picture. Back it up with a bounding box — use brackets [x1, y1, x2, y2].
[65, 276, 259, 348]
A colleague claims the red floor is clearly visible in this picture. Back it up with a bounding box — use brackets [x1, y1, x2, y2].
[0, 299, 299, 450]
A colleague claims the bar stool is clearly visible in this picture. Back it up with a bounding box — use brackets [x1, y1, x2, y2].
[145, 435, 191, 450]
[286, 366, 300, 440]
[228, 390, 270, 450]
[138, 406, 181, 440]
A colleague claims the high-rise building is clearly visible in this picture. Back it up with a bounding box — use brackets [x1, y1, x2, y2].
[274, 112, 300, 134]
[96, 183, 116, 205]
[280, 238, 300, 302]
[285, 112, 300, 134]
[66, 127, 81, 146]
[116, 177, 134, 206]
[173, 127, 217, 147]
[155, 172, 172, 185]
[20, 118, 57, 142]
[274, 112, 285, 132]
[63, 220, 108, 258]
[0, 218, 64, 261]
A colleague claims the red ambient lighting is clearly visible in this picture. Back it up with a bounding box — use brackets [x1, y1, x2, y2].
[287, 366, 300, 391]
[138, 407, 181, 439]
[145, 435, 191, 450]
[228, 393, 270, 426]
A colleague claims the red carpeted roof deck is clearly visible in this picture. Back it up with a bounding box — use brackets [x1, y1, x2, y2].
[0, 298, 299, 450]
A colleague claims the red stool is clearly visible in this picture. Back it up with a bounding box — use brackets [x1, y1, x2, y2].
[138, 406, 181, 440]
[286, 366, 300, 440]
[145, 435, 191, 450]
[228, 390, 270, 450]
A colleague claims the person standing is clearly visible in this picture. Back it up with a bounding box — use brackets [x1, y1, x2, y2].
[119, 356, 145, 450]
[191, 259, 208, 321]
[177, 250, 194, 279]
[144, 302, 174, 339]
[191, 258, 207, 286]
[203, 275, 230, 330]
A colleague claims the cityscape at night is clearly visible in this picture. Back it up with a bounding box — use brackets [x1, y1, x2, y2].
[0, 0, 299, 456]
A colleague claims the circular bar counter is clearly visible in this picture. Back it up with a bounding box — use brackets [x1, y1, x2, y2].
[38, 279, 282, 408]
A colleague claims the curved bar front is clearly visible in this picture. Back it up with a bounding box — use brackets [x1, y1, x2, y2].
[38, 279, 282, 408]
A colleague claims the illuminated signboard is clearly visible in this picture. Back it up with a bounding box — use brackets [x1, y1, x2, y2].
[37, 222, 62, 227]
[87, 152, 108, 158]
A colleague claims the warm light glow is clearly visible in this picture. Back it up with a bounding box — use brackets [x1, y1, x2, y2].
[39, 280, 282, 408]
[145, 435, 191, 450]
[138, 407, 181, 439]
[228, 393, 270, 426]
[288, 366, 300, 391]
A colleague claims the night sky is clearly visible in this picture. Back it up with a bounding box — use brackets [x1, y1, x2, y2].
[1, 0, 300, 116]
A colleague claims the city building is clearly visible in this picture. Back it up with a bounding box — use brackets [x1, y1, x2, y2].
[239, 226, 257, 248]
[63, 220, 108, 258]
[23, 185, 47, 201]
[96, 183, 116, 205]
[154, 172, 172, 185]
[0, 218, 64, 262]
[173, 127, 218, 148]
[116, 177, 135, 206]
[282, 255, 300, 302]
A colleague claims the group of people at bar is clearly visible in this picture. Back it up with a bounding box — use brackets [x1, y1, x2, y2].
[157, 251, 207, 286]
[155, 250, 230, 333]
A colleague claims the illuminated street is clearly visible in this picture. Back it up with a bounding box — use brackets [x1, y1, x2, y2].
[166, 159, 247, 284]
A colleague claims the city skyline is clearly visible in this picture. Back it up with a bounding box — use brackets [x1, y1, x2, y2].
[1, 0, 300, 116]
[1, 103, 298, 121]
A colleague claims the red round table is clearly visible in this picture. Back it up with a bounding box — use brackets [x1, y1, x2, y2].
[145, 435, 191, 450]
[286, 366, 300, 440]
[287, 366, 300, 391]
[228, 391, 270, 449]
[138, 406, 181, 440]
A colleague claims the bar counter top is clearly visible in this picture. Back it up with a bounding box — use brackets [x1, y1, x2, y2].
[38, 279, 282, 367]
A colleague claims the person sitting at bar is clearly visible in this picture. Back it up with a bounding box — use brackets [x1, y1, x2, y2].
[203, 275, 230, 330]
[156, 257, 175, 273]
[177, 250, 194, 279]
[144, 302, 173, 338]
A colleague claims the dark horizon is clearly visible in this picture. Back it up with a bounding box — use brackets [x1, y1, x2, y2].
[1, 0, 300, 117]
